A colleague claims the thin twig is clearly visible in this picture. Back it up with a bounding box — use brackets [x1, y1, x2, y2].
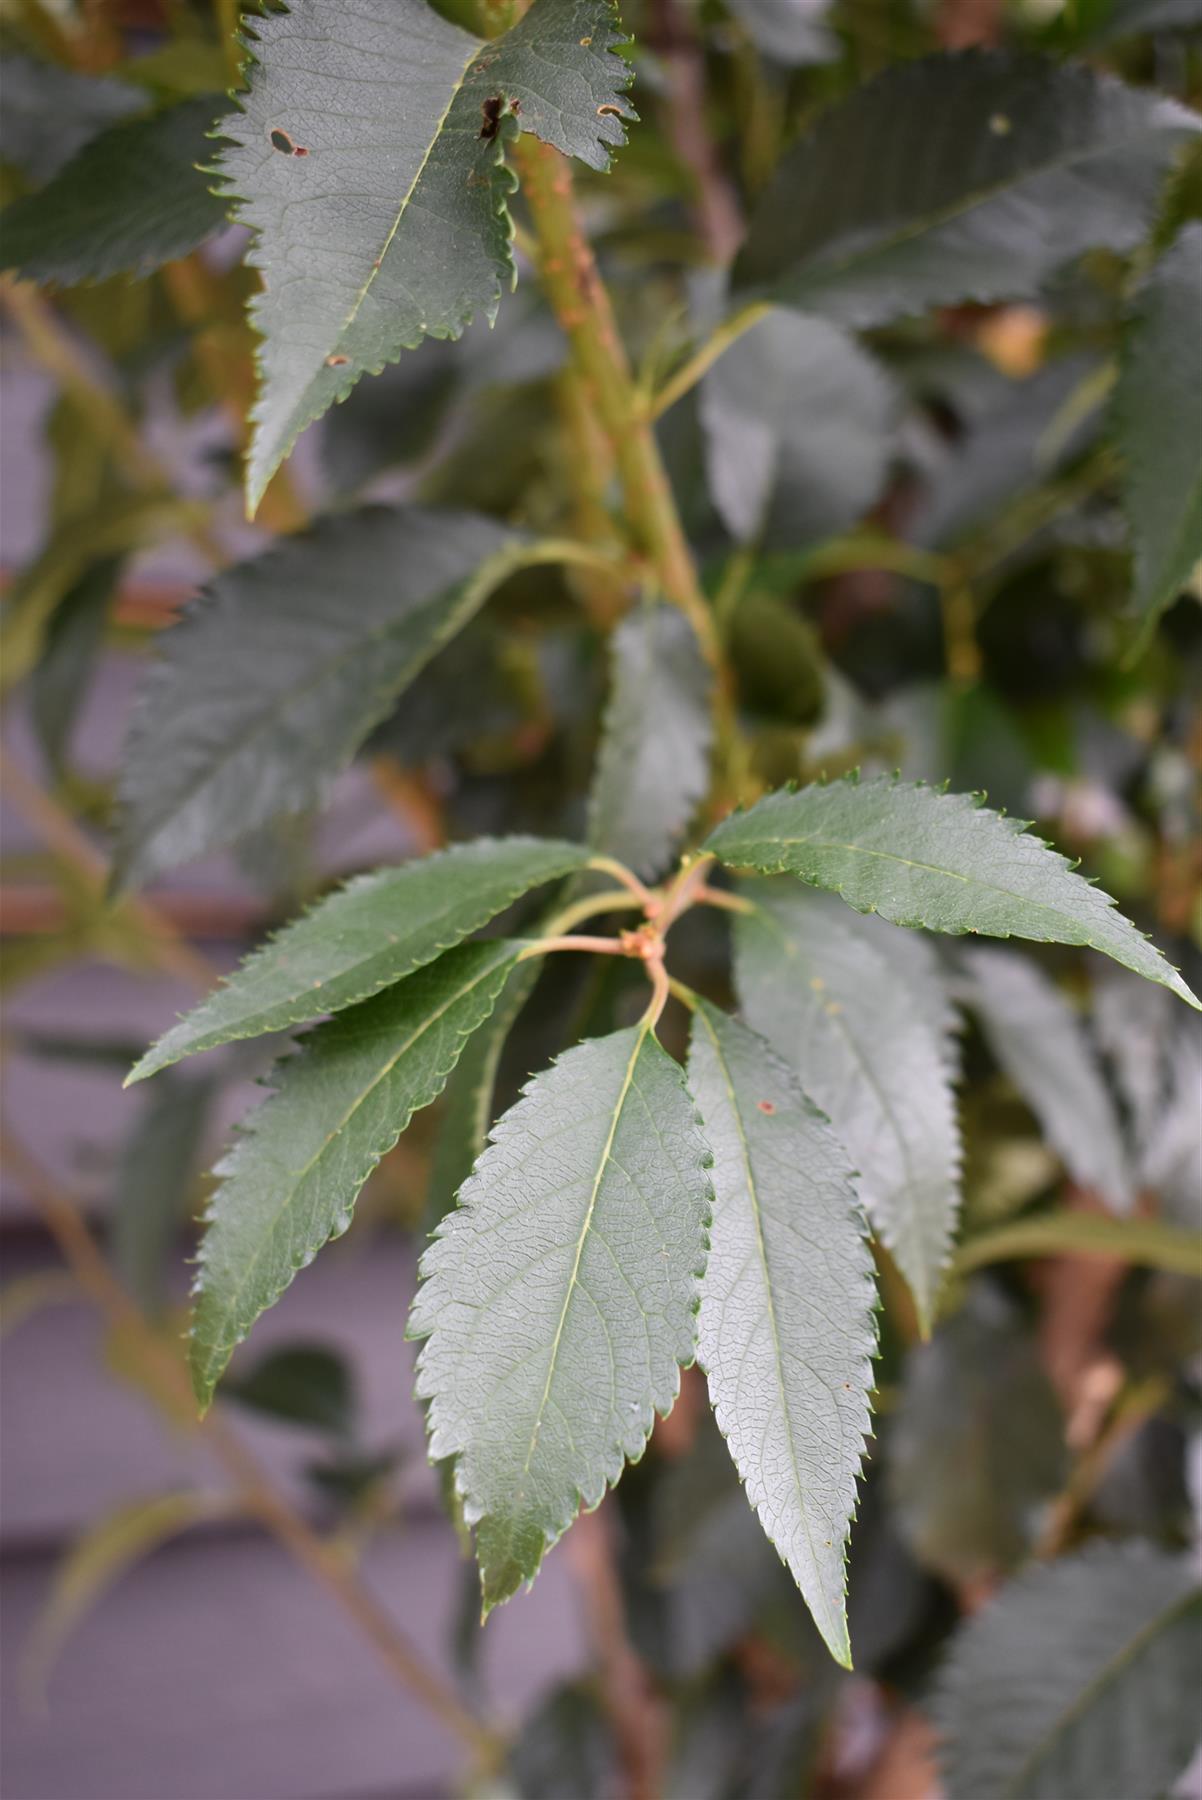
[0, 1127, 504, 1769]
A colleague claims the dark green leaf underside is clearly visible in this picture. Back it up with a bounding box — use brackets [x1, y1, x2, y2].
[1113, 223, 1202, 651]
[734, 52, 1196, 328]
[114, 505, 522, 889]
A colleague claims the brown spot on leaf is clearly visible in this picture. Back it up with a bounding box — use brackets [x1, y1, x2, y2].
[325, 354, 349, 367]
[479, 95, 505, 141]
[270, 127, 308, 156]
[596, 103, 623, 116]
[757, 1100, 776, 1115]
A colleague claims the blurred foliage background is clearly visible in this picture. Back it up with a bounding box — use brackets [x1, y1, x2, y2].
[0, 0, 1200, 1794]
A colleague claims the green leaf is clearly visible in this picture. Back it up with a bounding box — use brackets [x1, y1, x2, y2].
[733, 52, 1197, 328]
[426, 957, 542, 1228]
[963, 946, 1133, 1212]
[114, 505, 531, 889]
[933, 1542, 1202, 1799]
[1113, 223, 1202, 652]
[686, 1001, 876, 1666]
[190, 940, 522, 1407]
[0, 52, 142, 185]
[700, 311, 895, 549]
[408, 1021, 712, 1613]
[704, 776, 1200, 1009]
[1, 97, 227, 284]
[130, 835, 587, 1082]
[224, 1342, 357, 1437]
[588, 606, 713, 881]
[888, 1287, 1064, 1585]
[110, 1071, 214, 1319]
[30, 555, 120, 777]
[219, 0, 634, 511]
[734, 886, 960, 1330]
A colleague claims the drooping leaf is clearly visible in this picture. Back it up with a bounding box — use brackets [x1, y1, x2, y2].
[190, 940, 522, 1406]
[587, 606, 713, 881]
[733, 53, 1197, 329]
[700, 310, 895, 549]
[224, 1342, 358, 1437]
[218, 0, 634, 510]
[130, 836, 586, 1083]
[734, 885, 960, 1329]
[1, 97, 227, 284]
[963, 946, 1133, 1211]
[30, 556, 120, 777]
[704, 776, 1200, 1009]
[933, 1541, 1202, 1799]
[888, 1286, 1064, 1585]
[0, 53, 142, 185]
[687, 1001, 876, 1665]
[114, 505, 529, 888]
[1113, 224, 1202, 651]
[110, 1070, 215, 1319]
[409, 1021, 712, 1612]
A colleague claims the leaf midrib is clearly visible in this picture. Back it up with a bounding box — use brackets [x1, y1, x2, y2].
[328, 34, 481, 365]
[695, 1005, 840, 1655]
[1003, 1583, 1201, 1797]
[520, 1020, 650, 1478]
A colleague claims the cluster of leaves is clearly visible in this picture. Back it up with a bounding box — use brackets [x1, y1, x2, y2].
[3, 0, 1201, 1790]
